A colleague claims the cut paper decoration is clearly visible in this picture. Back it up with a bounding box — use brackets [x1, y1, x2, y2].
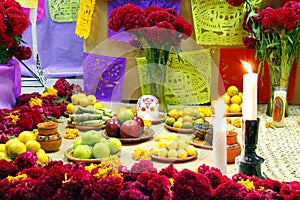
[107, 0, 181, 42]
[16, 0, 38, 8]
[83, 53, 126, 102]
[22, 0, 45, 22]
[48, 0, 80, 22]
[219, 48, 296, 103]
[137, 49, 211, 105]
[191, 0, 245, 45]
[75, 0, 96, 39]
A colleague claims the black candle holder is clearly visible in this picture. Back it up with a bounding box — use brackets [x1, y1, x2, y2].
[237, 118, 264, 179]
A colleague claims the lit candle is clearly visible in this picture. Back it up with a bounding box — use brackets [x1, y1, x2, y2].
[212, 99, 227, 174]
[241, 61, 258, 120]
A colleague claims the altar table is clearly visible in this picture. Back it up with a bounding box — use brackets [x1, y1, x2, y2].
[47, 103, 300, 182]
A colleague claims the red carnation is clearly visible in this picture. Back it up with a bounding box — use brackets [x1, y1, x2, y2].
[13, 46, 32, 60]
[108, 4, 136, 32]
[4, 6, 29, 36]
[276, 7, 299, 31]
[144, 6, 164, 16]
[172, 16, 193, 38]
[123, 13, 146, 30]
[146, 10, 175, 27]
[242, 35, 258, 49]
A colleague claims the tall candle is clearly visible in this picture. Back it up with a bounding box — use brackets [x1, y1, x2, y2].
[212, 99, 227, 174]
[241, 61, 258, 120]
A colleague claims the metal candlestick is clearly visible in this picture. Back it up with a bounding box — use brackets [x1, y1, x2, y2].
[237, 118, 264, 179]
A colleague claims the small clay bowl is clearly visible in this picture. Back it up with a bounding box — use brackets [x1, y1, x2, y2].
[37, 121, 58, 135]
[227, 143, 241, 163]
[226, 130, 238, 145]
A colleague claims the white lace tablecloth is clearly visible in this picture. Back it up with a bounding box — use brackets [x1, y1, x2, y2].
[256, 104, 300, 182]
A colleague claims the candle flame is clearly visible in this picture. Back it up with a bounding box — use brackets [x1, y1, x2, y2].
[214, 99, 225, 118]
[241, 61, 253, 73]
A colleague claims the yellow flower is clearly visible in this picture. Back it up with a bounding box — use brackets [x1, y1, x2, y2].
[62, 173, 72, 183]
[238, 179, 255, 191]
[64, 128, 80, 139]
[93, 166, 122, 180]
[143, 120, 152, 127]
[29, 97, 42, 107]
[42, 87, 58, 97]
[6, 113, 19, 124]
[131, 148, 152, 161]
[101, 155, 122, 167]
[7, 173, 27, 182]
[85, 163, 99, 172]
[169, 178, 174, 187]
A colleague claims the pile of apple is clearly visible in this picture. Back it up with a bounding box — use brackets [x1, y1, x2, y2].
[105, 109, 145, 138]
[151, 133, 197, 159]
[165, 107, 207, 129]
[72, 130, 122, 159]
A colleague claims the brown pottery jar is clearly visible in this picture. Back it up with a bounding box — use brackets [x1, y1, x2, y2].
[36, 122, 62, 152]
[226, 130, 241, 163]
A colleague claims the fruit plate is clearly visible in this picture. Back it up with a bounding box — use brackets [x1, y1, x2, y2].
[150, 112, 167, 124]
[101, 127, 154, 143]
[151, 151, 198, 163]
[64, 148, 121, 164]
[164, 124, 194, 133]
[67, 123, 105, 131]
[225, 112, 242, 117]
[190, 138, 213, 150]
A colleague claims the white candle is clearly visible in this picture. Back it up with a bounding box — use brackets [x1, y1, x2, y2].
[212, 99, 227, 174]
[241, 61, 258, 120]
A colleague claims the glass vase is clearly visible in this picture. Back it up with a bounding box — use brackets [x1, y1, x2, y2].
[146, 62, 168, 113]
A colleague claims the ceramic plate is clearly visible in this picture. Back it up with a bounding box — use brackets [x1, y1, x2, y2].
[164, 124, 194, 133]
[150, 112, 167, 124]
[64, 148, 121, 164]
[67, 123, 105, 131]
[101, 127, 154, 143]
[190, 138, 212, 150]
[212, 112, 242, 117]
[151, 151, 198, 163]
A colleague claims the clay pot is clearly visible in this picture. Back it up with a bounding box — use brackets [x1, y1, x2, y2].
[226, 130, 238, 145]
[37, 121, 58, 135]
[36, 122, 62, 152]
[227, 143, 241, 163]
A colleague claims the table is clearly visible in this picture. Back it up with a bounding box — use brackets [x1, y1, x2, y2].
[46, 103, 300, 181]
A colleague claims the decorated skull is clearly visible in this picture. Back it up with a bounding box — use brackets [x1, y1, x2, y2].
[137, 95, 160, 120]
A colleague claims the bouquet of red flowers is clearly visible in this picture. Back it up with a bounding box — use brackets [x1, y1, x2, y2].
[226, 0, 300, 116]
[108, 4, 193, 65]
[0, 0, 32, 64]
[108, 4, 193, 112]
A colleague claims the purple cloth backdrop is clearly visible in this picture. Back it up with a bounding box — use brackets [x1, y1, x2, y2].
[107, 0, 181, 42]
[83, 53, 126, 102]
[0, 59, 21, 109]
[21, 0, 84, 78]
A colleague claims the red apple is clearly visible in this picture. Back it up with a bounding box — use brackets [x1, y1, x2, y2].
[132, 116, 144, 132]
[120, 119, 143, 138]
[105, 117, 121, 137]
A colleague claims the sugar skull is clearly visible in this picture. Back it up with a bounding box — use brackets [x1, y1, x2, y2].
[137, 95, 160, 120]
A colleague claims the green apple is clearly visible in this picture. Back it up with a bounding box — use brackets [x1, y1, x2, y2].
[92, 142, 110, 158]
[73, 138, 83, 149]
[81, 130, 101, 146]
[117, 109, 134, 123]
[107, 138, 122, 154]
[73, 145, 92, 159]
